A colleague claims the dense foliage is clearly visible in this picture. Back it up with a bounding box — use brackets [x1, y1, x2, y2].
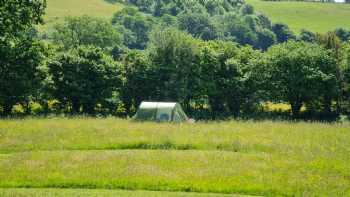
[112, 0, 289, 50]
[1, 0, 350, 121]
[49, 46, 121, 114]
[0, 0, 47, 116]
[265, 41, 337, 117]
[51, 16, 122, 51]
[0, 0, 46, 38]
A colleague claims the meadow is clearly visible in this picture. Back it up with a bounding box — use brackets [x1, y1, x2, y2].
[0, 188, 240, 197]
[40, 0, 122, 30]
[246, 0, 350, 33]
[0, 118, 349, 196]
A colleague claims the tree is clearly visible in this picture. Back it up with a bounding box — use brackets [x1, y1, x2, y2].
[153, 0, 165, 16]
[0, 36, 47, 116]
[316, 32, 342, 115]
[217, 13, 258, 46]
[178, 12, 217, 40]
[298, 29, 316, 43]
[257, 14, 272, 29]
[239, 4, 254, 15]
[134, 0, 155, 13]
[200, 41, 263, 118]
[335, 28, 350, 42]
[0, 0, 46, 38]
[148, 28, 201, 110]
[120, 50, 153, 116]
[272, 23, 295, 43]
[0, 0, 47, 116]
[265, 41, 337, 118]
[112, 7, 154, 49]
[49, 46, 121, 114]
[257, 28, 277, 50]
[341, 42, 350, 115]
[51, 16, 121, 51]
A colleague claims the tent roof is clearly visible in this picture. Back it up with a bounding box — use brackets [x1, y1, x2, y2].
[139, 102, 177, 109]
[134, 101, 189, 122]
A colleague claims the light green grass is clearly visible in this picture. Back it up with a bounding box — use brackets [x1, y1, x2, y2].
[246, 0, 350, 33]
[0, 118, 349, 196]
[0, 150, 349, 196]
[40, 0, 122, 30]
[0, 118, 349, 155]
[0, 188, 245, 197]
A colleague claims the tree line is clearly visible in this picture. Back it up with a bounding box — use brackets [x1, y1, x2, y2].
[1, 0, 350, 120]
[262, 0, 350, 3]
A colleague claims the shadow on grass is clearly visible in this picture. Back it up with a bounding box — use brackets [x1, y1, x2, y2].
[0, 142, 275, 154]
[0, 142, 196, 154]
[118, 142, 195, 150]
[3, 182, 272, 197]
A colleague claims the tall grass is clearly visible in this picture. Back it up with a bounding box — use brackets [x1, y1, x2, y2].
[1, 118, 349, 153]
[0, 118, 349, 196]
[0, 188, 243, 197]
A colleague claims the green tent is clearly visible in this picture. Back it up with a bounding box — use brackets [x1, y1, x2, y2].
[134, 102, 189, 122]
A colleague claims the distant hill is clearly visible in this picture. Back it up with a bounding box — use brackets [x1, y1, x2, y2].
[42, 0, 350, 34]
[246, 0, 350, 33]
[41, 0, 122, 29]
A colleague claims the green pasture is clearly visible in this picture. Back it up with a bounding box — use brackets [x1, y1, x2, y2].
[40, 0, 122, 30]
[0, 118, 349, 196]
[0, 188, 245, 197]
[246, 0, 350, 33]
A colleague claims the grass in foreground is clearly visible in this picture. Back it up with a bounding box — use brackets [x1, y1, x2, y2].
[0, 118, 349, 196]
[0, 150, 349, 196]
[246, 0, 350, 33]
[0, 188, 247, 197]
[0, 118, 349, 154]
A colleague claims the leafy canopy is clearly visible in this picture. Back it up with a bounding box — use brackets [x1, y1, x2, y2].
[49, 46, 122, 114]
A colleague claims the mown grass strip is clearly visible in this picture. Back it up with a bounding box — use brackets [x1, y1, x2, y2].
[0, 150, 349, 196]
[0, 188, 253, 197]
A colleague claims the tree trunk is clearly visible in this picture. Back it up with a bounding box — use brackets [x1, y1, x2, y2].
[228, 96, 241, 118]
[41, 100, 49, 115]
[71, 99, 80, 114]
[209, 96, 226, 119]
[123, 100, 132, 118]
[83, 103, 95, 115]
[290, 101, 302, 118]
[2, 102, 12, 117]
[323, 96, 332, 115]
[22, 100, 30, 115]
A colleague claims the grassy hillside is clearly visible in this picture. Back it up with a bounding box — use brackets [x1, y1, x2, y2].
[246, 0, 350, 33]
[0, 118, 349, 196]
[41, 0, 122, 29]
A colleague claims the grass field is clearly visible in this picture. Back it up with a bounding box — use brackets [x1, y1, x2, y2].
[0, 118, 349, 196]
[0, 188, 243, 197]
[40, 0, 122, 30]
[246, 0, 350, 33]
